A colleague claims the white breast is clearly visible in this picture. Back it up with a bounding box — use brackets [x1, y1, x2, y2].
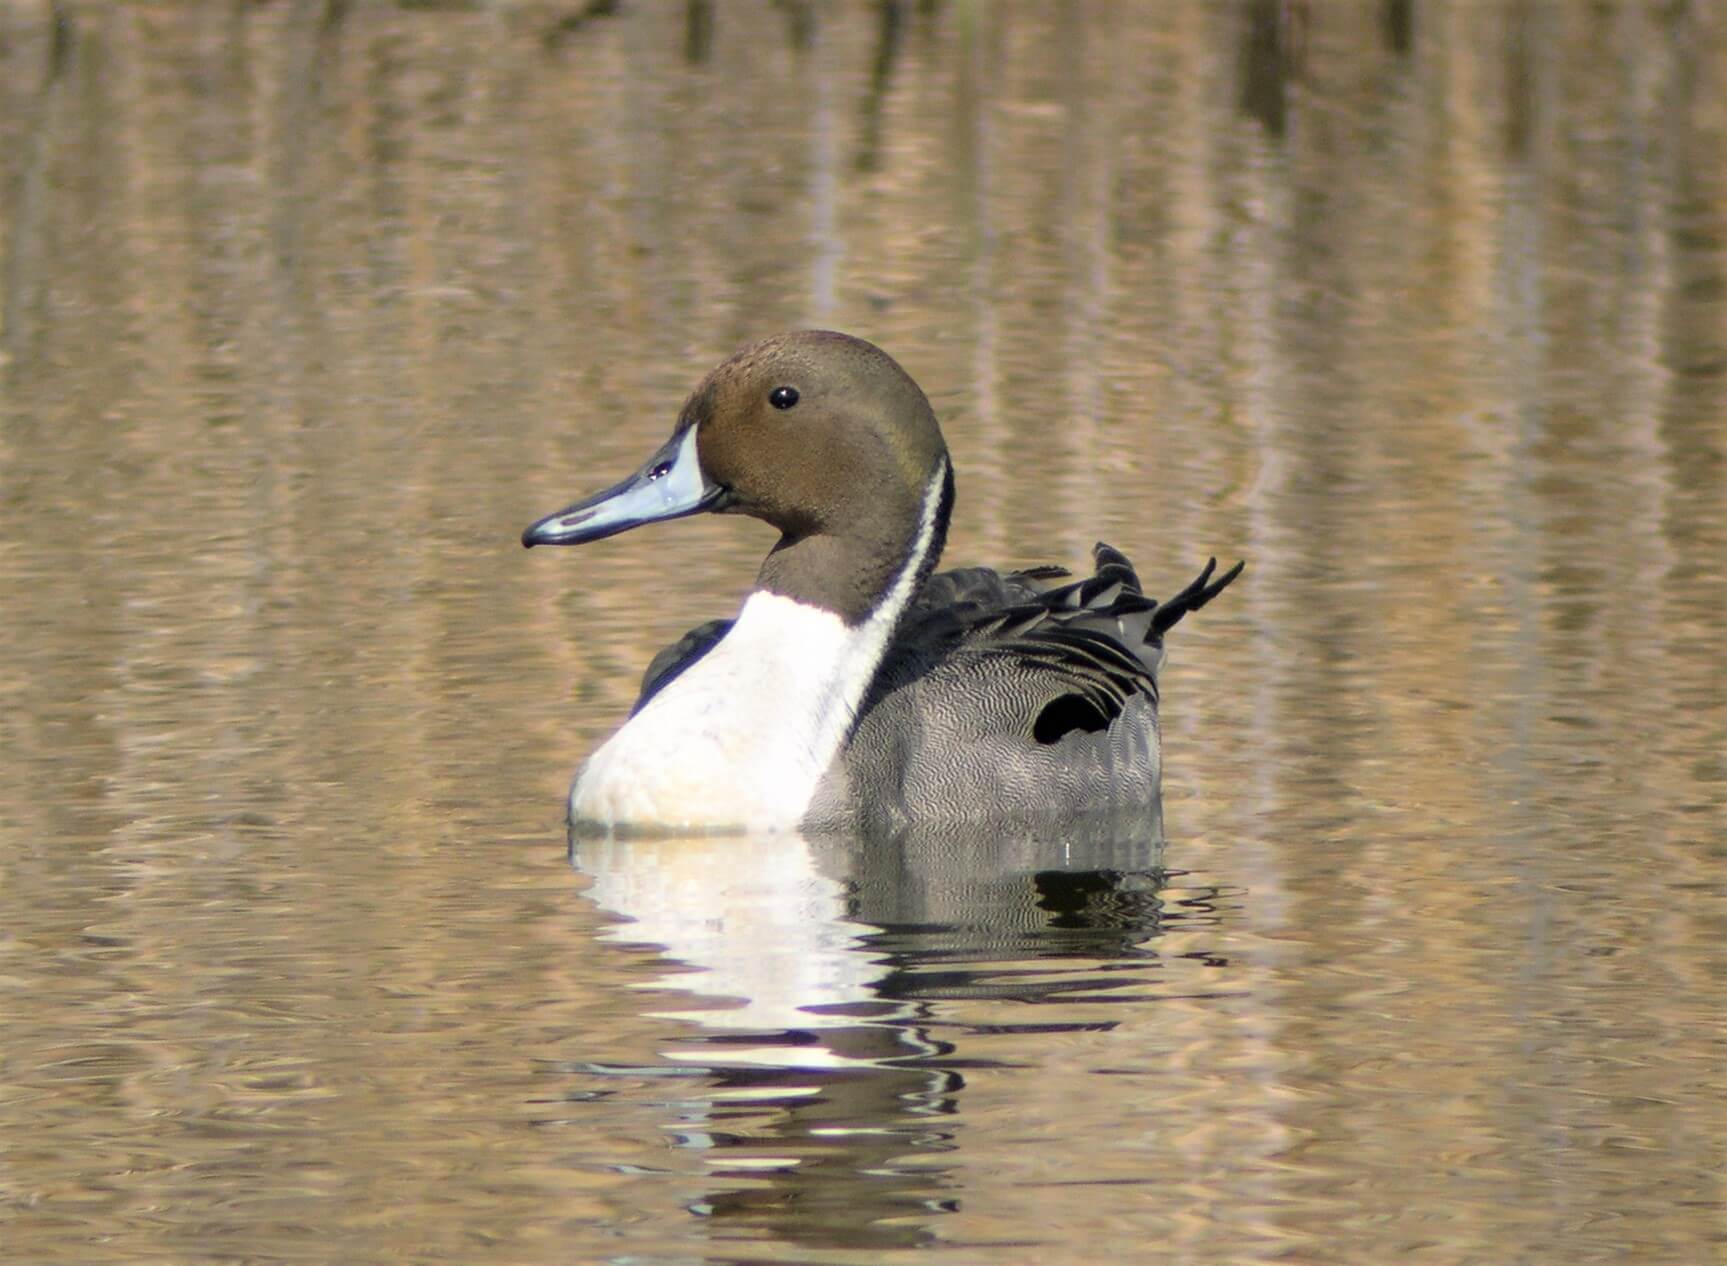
[570, 591, 884, 831]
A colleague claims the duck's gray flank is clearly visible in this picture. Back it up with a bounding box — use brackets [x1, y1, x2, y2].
[523, 330, 1242, 834]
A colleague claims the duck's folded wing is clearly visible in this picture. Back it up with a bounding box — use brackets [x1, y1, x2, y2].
[884, 545, 1243, 730]
[633, 617, 733, 713]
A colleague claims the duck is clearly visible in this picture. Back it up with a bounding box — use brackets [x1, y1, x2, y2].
[523, 330, 1242, 836]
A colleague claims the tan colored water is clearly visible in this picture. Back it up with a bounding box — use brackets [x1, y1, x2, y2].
[3, 2, 1724, 1262]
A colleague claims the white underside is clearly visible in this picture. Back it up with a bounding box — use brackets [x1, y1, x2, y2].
[570, 461, 948, 833]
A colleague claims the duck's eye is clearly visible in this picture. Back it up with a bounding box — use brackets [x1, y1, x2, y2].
[647, 461, 672, 481]
[769, 386, 800, 410]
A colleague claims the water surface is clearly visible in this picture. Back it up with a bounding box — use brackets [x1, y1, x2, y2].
[2, 3, 1724, 1263]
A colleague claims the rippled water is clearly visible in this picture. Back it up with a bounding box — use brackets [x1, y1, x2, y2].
[3, 3, 1724, 1263]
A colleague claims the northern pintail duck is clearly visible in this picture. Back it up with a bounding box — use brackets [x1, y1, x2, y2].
[523, 331, 1241, 835]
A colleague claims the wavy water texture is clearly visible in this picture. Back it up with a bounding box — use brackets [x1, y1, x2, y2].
[1, 3, 1724, 1264]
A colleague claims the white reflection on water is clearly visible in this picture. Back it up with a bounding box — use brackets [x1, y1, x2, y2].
[576, 831, 896, 1053]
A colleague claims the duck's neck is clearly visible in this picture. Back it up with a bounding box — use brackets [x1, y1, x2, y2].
[755, 459, 954, 626]
[748, 453, 954, 742]
[570, 459, 952, 833]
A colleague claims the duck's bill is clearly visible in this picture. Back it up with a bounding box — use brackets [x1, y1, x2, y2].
[522, 427, 721, 548]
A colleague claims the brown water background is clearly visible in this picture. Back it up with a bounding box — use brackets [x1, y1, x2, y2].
[2, 2, 1724, 1263]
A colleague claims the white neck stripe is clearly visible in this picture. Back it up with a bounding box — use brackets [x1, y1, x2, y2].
[863, 456, 948, 636]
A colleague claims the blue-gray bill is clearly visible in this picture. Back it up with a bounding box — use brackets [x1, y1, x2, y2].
[522, 426, 720, 548]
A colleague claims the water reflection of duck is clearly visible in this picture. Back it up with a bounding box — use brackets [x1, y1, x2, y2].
[568, 815, 1172, 1252]
[571, 814, 1168, 1065]
[524, 331, 1241, 835]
